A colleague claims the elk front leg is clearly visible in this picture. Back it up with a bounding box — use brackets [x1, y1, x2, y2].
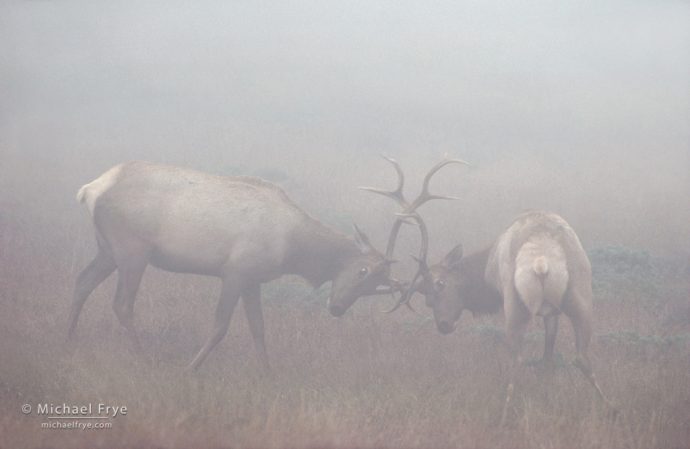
[187, 279, 241, 370]
[242, 284, 271, 373]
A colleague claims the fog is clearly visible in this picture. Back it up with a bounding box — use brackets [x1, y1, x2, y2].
[2, 0, 688, 255]
[1, 1, 689, 448]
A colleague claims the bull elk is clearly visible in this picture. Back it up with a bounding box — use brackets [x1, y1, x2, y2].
[378, 201, 616, 419]
[69, 159, 461, 370]
[69, 161, 404, 370]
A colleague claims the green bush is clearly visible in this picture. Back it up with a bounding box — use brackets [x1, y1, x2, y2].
[589, 245, 663, 302]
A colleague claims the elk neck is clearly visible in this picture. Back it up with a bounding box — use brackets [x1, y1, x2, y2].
[460, 246, 503, 315]
[284, 218, 360, 287]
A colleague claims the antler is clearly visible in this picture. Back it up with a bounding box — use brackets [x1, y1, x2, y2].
[359, 156, 468, 260]
[359, 156, 409, 210]
[360, 155, 468, 312]
[383, 212, 429, 313]
[408, 158, 467, 211]
[359, 157, 411, 260]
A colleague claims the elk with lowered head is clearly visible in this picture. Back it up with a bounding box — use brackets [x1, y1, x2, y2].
[389, 209, 617, 421]
[69, 161, 404, 371]
[69, 159, 461, 371]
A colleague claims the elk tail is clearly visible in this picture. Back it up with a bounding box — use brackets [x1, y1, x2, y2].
[533, 256, 549, 279]
[76, 184, 89, 204]
[75, 163, 125, 217]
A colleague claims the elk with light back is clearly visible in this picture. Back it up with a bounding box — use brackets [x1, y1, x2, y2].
[69, 159, 460, 370]
[369, 166, 616, 420]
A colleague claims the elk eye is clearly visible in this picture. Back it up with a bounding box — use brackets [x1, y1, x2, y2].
[359, 267, 369, 277]
[435, 279, 446, 291]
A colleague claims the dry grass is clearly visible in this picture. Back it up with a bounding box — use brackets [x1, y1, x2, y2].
[0, 227, 689, 449]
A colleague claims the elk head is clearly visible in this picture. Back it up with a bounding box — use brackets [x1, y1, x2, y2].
[327, 224, 397, 317]
[408, 244, 467, 334]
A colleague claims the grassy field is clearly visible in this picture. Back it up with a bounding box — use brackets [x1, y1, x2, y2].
[1, 232, 688, 448]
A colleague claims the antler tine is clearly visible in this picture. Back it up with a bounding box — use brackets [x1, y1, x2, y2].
[384, 218, 407, 260]
[408, 158, 469, 212]
[383, 297, 407, 314]
[383, 280, 417, 313]
[382, 277, 413, 313]
[358, 155, 409, 209]
[392, 212, 429, 262]
[376, 277, 415, 313]
[358, 155, 414, 260]
[383, 212, 430, 313]
[409, 213, 429, 265]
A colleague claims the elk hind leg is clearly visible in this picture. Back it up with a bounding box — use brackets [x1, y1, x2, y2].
[566, 298, 617, 412]
[112, 257, 148, 353]
[501, 291, 531, 426]
[543, 314, 559, 362]
[68, 247, 116, 339]
[242, 284, 271, 372]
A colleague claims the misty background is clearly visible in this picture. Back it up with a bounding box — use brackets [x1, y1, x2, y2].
[1, 2, 689, 448]
[1, 0, 688, 266]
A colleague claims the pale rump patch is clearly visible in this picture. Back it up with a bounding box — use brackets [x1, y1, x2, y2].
[514, 237, 568, 316]
[76, 164, 124, 216]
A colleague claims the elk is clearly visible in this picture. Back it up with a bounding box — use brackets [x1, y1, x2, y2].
[386, 209, 617, 421]
[69, 161, 404, 371]
[69, 159, 462, 370]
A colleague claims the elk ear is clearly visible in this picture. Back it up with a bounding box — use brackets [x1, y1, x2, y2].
[443, 243, 464, 269]
[353, 224, 374, 254]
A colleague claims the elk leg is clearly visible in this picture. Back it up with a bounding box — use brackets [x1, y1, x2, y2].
[565, 297, 618, 412]
[112, 258, 147, 353]
[187, 279, 241, 370]
[501, 291, 530, 426]
[543, 314, 559, 362]
[68, 248, 116, 339]
[242, 284, 271, 372]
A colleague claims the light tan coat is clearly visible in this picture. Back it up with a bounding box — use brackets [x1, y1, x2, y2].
[70, 162, 393, 370]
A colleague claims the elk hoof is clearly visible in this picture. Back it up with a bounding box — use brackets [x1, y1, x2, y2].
[437, 321, 455, 334]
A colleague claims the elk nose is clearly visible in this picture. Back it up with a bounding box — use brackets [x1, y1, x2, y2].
[329, 304, 346, 317]
[438, 321, 454, 334]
